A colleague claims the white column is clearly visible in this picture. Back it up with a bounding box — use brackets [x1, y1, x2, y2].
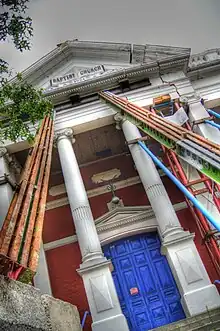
[119, 117, 220, 316]
[56, 128, 129, 331]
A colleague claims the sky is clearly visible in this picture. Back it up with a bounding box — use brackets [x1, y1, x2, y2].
[1, 0, 220, 73]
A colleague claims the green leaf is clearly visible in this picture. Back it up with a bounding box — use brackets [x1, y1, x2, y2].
[0, 74, 53, 142]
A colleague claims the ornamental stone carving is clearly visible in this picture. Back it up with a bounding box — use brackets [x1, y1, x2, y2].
[114, 113, 124, 130]
[0, 147, 7, 158]
[54, 128, 75, 145]
[0, 147, 21, 175]
[189, 48, 220, 70]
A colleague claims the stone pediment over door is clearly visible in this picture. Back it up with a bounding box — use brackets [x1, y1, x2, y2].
[95, 205, 159, 245]
[95, 202, 187, 246]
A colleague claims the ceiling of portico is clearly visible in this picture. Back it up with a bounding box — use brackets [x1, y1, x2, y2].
[14, 124, 128, 186]
[14, 123, 162, 188]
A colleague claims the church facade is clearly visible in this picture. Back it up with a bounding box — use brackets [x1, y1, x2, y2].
[1, 40, 220, 331]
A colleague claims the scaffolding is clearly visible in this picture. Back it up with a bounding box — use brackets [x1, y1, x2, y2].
[99, 91, 220, 276]
[0, 115, 54, 282]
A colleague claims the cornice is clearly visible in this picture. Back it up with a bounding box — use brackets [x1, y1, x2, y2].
[53, 82, 177, 134]
[11, 40, 191, 101]
[44, 62, 159, 99]
[45, 57, 190, 100]
[188, 48, 220, 73]
[14, 40, 220, 100]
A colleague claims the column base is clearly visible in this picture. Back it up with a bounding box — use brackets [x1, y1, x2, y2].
[92, 313, 129, 331]
[78, 260, 129, 331]
[182, 284, 220, 317]
[162, 231, 220, 317]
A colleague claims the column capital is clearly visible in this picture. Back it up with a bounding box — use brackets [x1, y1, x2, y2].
[114, 113, 124, 130]
[0, 147, 8, 158]
[0, 147, 21, 175]
[54, 128, 75, 144]
[180, 93, 201, 105]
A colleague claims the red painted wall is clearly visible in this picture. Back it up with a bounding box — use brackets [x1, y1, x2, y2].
[45, 201, 220, 331]
[44, 156, 220, 331]
[46, 243, 92, 330]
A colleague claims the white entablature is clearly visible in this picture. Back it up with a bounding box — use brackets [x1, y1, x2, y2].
[11, 39, 220, 107]
[14, 40, 190, 95]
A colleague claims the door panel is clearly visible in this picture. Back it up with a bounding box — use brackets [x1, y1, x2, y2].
[103, 232, 185, 331]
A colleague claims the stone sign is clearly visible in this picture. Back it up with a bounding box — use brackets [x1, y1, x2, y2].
[50, 65, 105, 87]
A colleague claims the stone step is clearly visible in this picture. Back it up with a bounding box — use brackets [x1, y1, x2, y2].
[150, 308, 220, 331]
[191, 320, 220, 331]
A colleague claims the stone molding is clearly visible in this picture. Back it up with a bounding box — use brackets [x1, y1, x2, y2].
[46, 196, 69, 210]
[91, 168, 121, 184]
[188, 48, 220, 71]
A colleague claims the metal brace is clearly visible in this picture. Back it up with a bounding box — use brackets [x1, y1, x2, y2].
[192, 116, 214, 127]
[126, 136, 149, 145]
[203, 229, 219, 242]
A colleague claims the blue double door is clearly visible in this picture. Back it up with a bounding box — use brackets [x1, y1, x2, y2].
[103, 233, 185, 331]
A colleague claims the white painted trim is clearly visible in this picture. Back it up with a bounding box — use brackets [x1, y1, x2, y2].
[44, 235, 77, 251]
[47, 166, 169, 210]
[46, 176, 142, 210]
[46, 197, 69, 210]
[48, 176, 141, 198]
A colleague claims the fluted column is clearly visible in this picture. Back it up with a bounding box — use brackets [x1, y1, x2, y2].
[117, 116, 220, 316]
[55, 128, 104, 265]
[120, 117, 184, 241]
[56, 128, 129, 331]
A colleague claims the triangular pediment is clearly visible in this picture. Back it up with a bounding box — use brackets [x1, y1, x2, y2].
[20, 40, 133, 90]
[95, 205, 155, 228]
[18, 40, 191, 92]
